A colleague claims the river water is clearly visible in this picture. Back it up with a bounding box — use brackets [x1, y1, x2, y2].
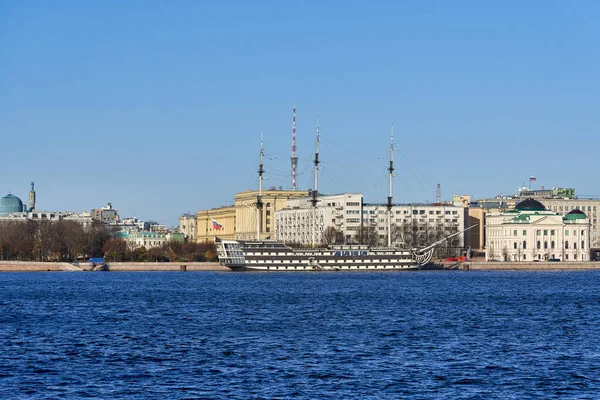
[1, 271, 599, 399]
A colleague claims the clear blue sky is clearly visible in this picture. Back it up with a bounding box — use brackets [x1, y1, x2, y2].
[2, 1, 599, 225]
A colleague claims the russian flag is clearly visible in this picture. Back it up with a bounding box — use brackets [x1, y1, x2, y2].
[212, 219, 223, 230]
[529, 176, 536, 182]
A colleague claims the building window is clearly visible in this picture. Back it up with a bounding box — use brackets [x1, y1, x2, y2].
[514, 230, 517, 236]
[536, 230, 541, 235]
[582, 241, 585, 249]
[565, 241, 569, 249]
[551, 241, 555, 249]
[523, 230, 526, 235]
[565, 231, 569, 236]
[544, 241, 548, 249]
[537, 241, 541, 249]
[566, 254, 569, 260]
[524, 254, 527, 260]
[551, 230, 555, 235]
[544, 230, 548, 235]
[574, 242, 577, 249]
[523, 241, 527, 250]
[513, 242, 517, 249]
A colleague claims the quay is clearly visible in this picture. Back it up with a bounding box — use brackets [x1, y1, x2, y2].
[0, 261, 229, 272]
[439, 261, 600, 271]
[1, 261, 600, 272]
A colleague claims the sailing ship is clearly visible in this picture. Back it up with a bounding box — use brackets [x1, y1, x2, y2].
[217, 122, 468, 271]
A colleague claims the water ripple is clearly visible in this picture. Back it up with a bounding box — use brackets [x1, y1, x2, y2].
[1, 271, 600, 399]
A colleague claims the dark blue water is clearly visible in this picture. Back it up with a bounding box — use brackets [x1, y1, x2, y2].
[1, 271, 599, 399]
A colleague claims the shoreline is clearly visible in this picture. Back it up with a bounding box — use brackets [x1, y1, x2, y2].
[0, 261, 229, 272]
[1, 260, 600, 272]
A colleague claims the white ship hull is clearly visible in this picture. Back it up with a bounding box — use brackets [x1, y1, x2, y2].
[216, 239, 428, 272]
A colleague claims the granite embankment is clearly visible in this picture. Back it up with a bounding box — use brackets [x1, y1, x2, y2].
[455, 261, 600, 270]
[0, 261, 84, 272]
[0, 261, 228, 272]
[105, 262, 228, 271]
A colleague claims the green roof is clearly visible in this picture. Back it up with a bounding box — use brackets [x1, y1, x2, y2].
[564, 211, 587, 220]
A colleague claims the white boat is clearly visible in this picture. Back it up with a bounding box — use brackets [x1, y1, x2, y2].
[216, 238, 448, 271]
[216, 122, 471, 272]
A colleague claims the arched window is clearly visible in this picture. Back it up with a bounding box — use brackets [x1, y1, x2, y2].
[537, 241, 541, 249]
[544, 241, 548, 249]
[523, 241, 527, 250]
[574, 242, 577, 249]
[565, 241, 569, 249]
[551, 241, 555, 249]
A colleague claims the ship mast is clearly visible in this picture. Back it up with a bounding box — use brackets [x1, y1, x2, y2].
[291, 106, 298, 190]
[387, 125, 395, 247]
[310, 117, 320, 247]
[257, 131, 264, 241]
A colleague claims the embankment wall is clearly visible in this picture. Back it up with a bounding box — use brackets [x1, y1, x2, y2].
[463, 261, 600, 270]
[105, 262, 228, 271]
[0, 261, 228, 272]
[0, 261, 83, 272]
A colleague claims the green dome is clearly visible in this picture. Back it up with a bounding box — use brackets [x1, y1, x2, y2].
[515, 198, 545, 211]
[565, 209, 587, 220]
[0, 194, 24, 215]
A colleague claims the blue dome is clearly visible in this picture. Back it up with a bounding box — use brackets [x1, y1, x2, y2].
[0, 194, 24, 215]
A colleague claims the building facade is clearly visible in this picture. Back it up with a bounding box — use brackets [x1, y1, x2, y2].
[537, 199, 600, 249]
[485, 199, 591, 261]
[195, 189, 308, 243]
[91, 202, 119, 223]
[197, 206, 236, 243]
[116, 231, 185, 250]
[179, 213, 197, 242]
[274, 193, 466, 249]
[274, 193, 362, 245]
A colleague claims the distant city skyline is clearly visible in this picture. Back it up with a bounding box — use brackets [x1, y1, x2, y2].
[2, 1, 599, 225]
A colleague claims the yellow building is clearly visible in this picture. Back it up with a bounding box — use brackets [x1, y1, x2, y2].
[234, 190, 307, 240]
[453, 194, 485, 250]
[197, 206, 236, 243]
[196, 189, 307, 243]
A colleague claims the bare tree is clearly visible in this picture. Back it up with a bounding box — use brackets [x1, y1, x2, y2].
[356, 226, 379, 247]
[321, 227, 344, 246]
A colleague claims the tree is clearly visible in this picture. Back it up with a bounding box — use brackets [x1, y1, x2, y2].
[102, 239, 128, 262]
[355, 226, 379, 247]
[321, 227, 344, 246]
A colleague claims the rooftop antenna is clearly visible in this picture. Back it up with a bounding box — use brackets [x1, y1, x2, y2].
[291, 106, 298, 190]
[436, 183, 441, 204]
[387, 125, 395, 247]
[310, 117, 320, 247]
[257, 131, 264, 241]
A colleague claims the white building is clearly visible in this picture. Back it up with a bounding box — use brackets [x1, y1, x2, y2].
[274, 193, 466, 249]
[485, 198, 591, 261]
[362, 203, 466, 248]
[274, 193, 362, 245]
[179, 213, 197, 241]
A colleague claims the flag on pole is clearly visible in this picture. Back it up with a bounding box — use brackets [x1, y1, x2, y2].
[212, 219, 223, 230]
[529, 176, 536, 182]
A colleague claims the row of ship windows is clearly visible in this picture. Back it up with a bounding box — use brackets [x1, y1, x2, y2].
[247, 259, 404, 263]
[263, 265, 409, 270]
